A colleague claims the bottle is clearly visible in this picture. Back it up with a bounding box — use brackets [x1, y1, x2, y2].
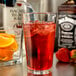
[3, 0, 23, 63]
[3, 0, 17, 31]
[0, 0, 6, 30]
[56, 0, 76, 62]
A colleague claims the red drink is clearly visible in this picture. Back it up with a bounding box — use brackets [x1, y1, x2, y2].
[23, 21, 56, 70]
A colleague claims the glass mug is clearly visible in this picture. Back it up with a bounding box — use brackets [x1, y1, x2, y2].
[0, 1, 33, 66]
[23, 12, 56, 73]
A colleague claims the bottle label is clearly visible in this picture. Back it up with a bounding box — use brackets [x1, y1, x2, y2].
[58, 14, 76, 49]
[3, 7, 23, 33]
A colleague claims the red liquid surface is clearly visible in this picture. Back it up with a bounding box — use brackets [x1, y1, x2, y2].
[23, 21, 56, 70]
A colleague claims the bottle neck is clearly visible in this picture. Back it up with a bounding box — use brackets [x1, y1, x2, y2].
[6, 0, 16, 7]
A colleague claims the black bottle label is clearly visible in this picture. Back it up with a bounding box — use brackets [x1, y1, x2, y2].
[58, 14, 76, 49]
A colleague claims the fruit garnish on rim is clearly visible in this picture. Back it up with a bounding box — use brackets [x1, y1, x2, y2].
[0, 33, 18, 61]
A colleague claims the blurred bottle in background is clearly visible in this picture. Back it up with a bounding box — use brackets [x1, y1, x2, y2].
[0, 0, 5, 29]
[27, 0, 67, 13]
[1, 0, 23, 64]
[56, 0, 76, 52]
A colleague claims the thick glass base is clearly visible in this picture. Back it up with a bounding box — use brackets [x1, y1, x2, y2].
[0, 58, 22, 66]
[27, 67, 52, 75]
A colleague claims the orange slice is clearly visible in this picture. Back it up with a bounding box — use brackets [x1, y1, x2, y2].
[0, 56, 13, 61]
[0, 33, 15, 38]
[0, 36, 14, 48]
[2, 57, 13, 61]
[9, 40, 18, 52]
[10, 34, 15, 38]
[0, 33, 18, 61]
[0, 48, 13, 61]
[0, 33, 18, 50]
[0, 48, 14, 57]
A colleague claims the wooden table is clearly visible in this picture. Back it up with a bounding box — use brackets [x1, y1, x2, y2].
[0, 54, 76, 76]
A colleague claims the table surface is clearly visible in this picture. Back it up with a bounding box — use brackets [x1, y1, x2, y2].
[0, 54, 76, 76]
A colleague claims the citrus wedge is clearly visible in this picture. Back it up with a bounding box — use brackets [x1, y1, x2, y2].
[0, 33, 15, 38]
[2, 57, 13, 61]
[0, 36, 14, 48]
[9, 40, 18, 52]
[0, 48, 14, 57]
[0, 33, 18, 61]
[0, 48, 13, 61]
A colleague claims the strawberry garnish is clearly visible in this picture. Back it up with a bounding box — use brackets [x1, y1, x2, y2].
[56, 48, 70, 62]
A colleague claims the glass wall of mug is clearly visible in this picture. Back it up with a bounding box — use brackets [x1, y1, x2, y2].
[23, 12, 56, 74]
